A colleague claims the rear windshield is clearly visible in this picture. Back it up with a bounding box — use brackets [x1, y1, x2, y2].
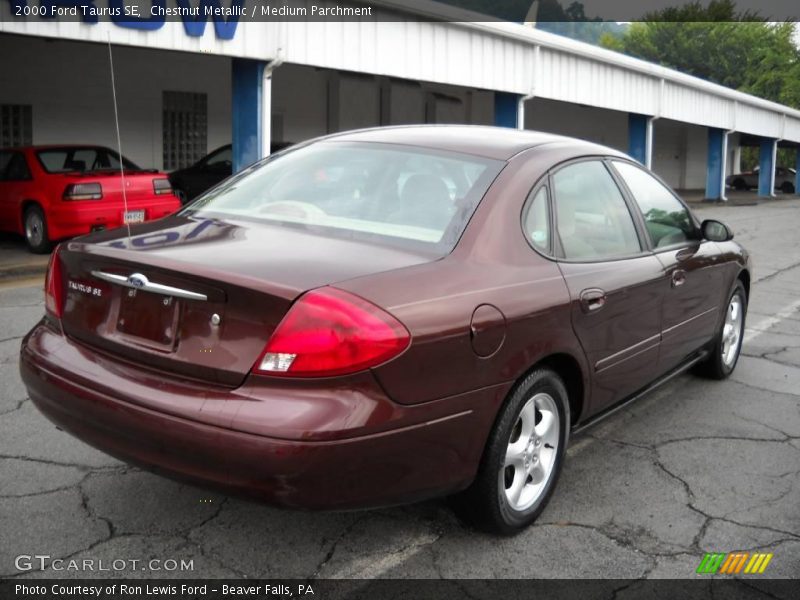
[37, 147, 141, 173]
[181, 141, 504, 252]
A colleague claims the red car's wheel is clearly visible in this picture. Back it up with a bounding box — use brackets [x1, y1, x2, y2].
[24, 206, 52, 254]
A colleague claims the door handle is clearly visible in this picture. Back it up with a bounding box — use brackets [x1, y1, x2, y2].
[579, 288, 607, 313]
[671, 269, 687, 287]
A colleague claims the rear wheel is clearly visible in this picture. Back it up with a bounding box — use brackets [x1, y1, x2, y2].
[454, 368, 569, 534]
[781, 181, 795, 194]
[23, 206, 51, 254]
[698, 281, 746, 379]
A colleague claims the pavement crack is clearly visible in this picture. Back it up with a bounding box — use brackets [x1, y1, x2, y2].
[309, 514, 370, 579]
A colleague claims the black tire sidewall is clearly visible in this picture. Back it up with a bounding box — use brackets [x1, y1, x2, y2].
[487, 369, 570, 532]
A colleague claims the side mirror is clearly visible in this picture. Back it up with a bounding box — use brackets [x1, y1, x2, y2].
[701, 219, 734, 242]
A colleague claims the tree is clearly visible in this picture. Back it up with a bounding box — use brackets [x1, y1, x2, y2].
[600, 0, 800, 168]
[599, 1, 800, 107]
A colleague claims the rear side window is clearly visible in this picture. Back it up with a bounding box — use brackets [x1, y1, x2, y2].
[0, 152, 31, 181]
[552, 161, 641, 261]
[612, 161, 695, 249]
[522, 186, 550, 253]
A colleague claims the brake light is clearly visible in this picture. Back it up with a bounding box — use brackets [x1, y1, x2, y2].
[45, 246, 64, 319]
[254, 287, 410, 377]
[63, 182, 102, 201]
[153, 178, 173, 195]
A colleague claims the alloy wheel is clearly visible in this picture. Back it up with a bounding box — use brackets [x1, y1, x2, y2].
[500, 392, 560, 511]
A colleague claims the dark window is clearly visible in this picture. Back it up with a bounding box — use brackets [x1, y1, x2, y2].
[1, 104, 32, 148]
[163, 91, 207, 170]
[552, 161, 642, 261]
[612, 161, 695, 249]
[36, 147, 139, 173]
[4, 152, 32, 181]
[522, 186, 550, 253]
[203, 146, 232, 168]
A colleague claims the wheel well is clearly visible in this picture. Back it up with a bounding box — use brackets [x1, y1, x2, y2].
[535, 353, 585, 425]
[738, 269, 751, 303]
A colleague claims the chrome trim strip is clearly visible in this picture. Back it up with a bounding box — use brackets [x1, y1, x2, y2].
[662, 306, 718, 337]
[595, 333, 661, 373]
[91, 270, 207, 302]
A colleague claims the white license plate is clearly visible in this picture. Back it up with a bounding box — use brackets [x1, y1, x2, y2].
[123, 210, 145, 224]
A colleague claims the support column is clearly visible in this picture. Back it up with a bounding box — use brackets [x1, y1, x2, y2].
[705, 128, 727, 201]
[232, 58, 266, 173]
[795, 150, 800, 195]
[495, 92, 519, 129]
[628, 114, 653, 167]
[758, 139, 777, 197]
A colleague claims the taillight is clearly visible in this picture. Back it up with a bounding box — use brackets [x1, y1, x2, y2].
[254, 287, 410, 377]
[44, 245, 64, 319]
[63, 182, 102, 201]
[153, 178, 173, 195]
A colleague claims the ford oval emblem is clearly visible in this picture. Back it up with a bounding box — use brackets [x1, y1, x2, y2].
[127, 273, 148, 288]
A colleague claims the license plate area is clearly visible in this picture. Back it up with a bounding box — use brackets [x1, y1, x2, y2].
[123, 210, 145, 224]
[116, 288, 179, 350]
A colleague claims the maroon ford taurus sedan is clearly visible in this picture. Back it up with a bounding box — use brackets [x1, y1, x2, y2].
[20, 126, 749, 533]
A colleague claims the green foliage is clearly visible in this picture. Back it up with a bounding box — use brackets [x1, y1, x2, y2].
[600, 1, 800, 110]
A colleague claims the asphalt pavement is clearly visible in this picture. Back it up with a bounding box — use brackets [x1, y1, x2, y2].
[0, 199, 798, 582]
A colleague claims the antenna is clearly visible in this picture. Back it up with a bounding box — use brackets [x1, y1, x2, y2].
[107, 34, 131, 239]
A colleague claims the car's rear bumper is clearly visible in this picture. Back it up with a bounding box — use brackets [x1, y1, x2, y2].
[47, 197, 180, 240]
[20, 322, 507, 509]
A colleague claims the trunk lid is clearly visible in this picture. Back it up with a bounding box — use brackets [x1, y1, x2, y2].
[59, 215, 436, 387]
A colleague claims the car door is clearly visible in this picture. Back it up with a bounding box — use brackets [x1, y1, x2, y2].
[610, 160, 726, 373]
[550, 159, 666, 414]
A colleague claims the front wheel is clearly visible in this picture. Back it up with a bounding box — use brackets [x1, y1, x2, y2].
[24, 206, 51, 254]
[454, 368, 569, 534]
[698, 281, 747, 379]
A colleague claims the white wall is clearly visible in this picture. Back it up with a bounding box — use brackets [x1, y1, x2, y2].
[523, 98, 629, 152]
[651, 119, 707, 190]
[0, 34, 231, 170]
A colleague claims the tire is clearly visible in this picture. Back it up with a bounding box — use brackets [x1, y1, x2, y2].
[732, 179, 747, 191]
[453, 368, 570, 535]
[23, 206, 51, 254]
[697, 281, 747, 380]
[781, 181, 795, 194]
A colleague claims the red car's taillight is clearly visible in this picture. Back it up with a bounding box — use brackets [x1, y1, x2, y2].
[44, 246, 64, 319]
[153, 178, 173, 195]
[253, 287, 410, 378]
[63, 182, 103, 201]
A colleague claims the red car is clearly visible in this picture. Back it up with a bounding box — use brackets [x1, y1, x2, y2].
[20, 127, 749, 534]
[0, 145, 180, 253]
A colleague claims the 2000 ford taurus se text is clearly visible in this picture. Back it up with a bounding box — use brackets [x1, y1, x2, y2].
[20, 127, 750, 534]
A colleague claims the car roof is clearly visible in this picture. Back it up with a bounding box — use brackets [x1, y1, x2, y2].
[325, 125, 627, 161]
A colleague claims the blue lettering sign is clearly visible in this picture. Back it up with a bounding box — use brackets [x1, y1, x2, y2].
[176, 0, 241, 40]
[109, 0, 165, 30]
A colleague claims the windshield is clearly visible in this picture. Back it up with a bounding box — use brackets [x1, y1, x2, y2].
[37, 147, 141, 173]
[182, 141, 504, 251]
